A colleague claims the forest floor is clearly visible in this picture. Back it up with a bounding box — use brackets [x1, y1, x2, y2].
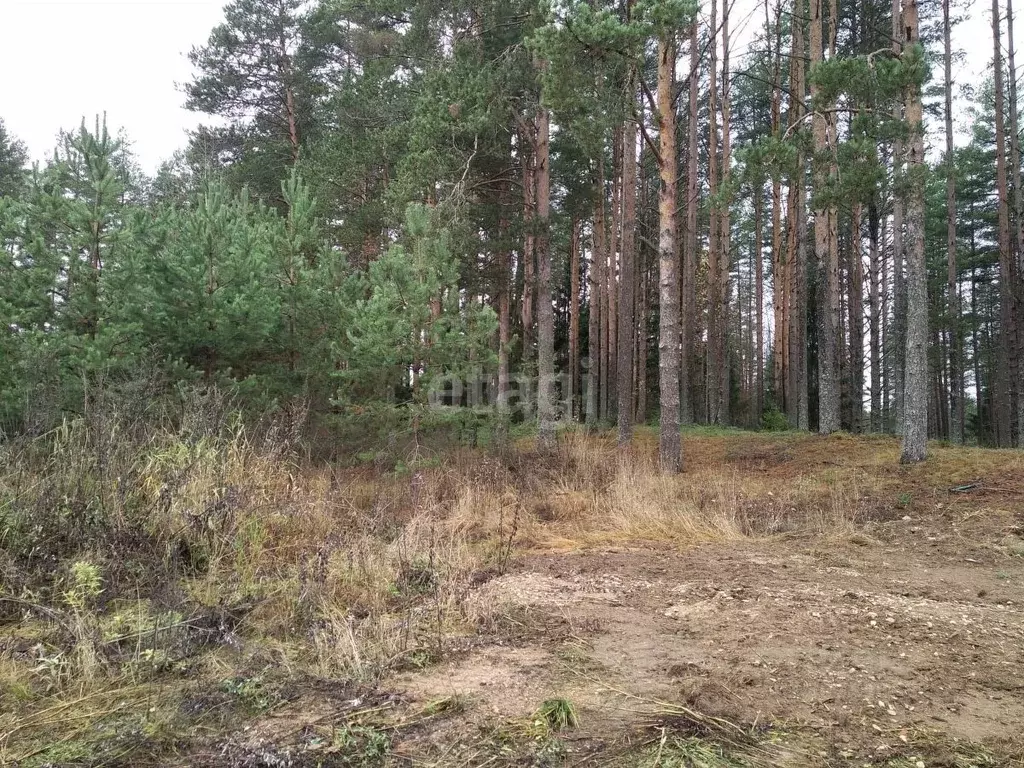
[3, 427, 1024, 766]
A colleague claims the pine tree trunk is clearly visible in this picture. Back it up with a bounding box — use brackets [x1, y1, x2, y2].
[992, 0, 1015, 447]
[943, 0, 964, 444]
[812, 0, 840, 434]
[770, 0, 786, 412]
[891, 0, 907, 436]
[971, 260, 985, 443]
[587, 211, 602, 429]
[657, 32, 682, 473]
[785, 0, 801, 428]
[278, 25, 300, 167]
[683, 19, 700, 424]
[637, 234, 649, 423]
[497, 181, 512, 428]
[608, 128, 621, 421]
[535, 100, 556, 452]
[596, 162, 610, 422]
[594, 191, 607, 421]
[521, 131, 536, 374]
[789, 0, 809, 430]
[618, 96, 638, 446]
[786, 179, 801, 427]
[569, 218, 581, 421]
[773, 184, 786, 412]
[881, 213, 891, 426]
[868, 201, 882, 431]
[850, 204, 865, 432]
[935, 321, 949, 437]
[796, 175, 810, 431]
[285, 86, 300, 165]
[637, 157, 651, 424]
[900, 0, 928, 463]
[1006, 0, 1024, 446]
[707, 0, 723, 425]
[755, 184, 765, 424]
[718, 0, 733, 425]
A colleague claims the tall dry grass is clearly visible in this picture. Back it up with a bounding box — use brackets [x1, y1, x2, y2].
[513, 427, 865, 546]
[1, 408, 876, 710]
[4, 405, 1020, 765]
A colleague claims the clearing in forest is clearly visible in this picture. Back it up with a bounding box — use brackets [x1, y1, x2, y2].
[2, 427, 1023, 766]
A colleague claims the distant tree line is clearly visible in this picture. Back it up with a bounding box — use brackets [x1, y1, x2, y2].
[2, 0, 1023, 467]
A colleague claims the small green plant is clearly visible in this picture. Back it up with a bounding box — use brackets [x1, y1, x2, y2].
[63, 561, 104, 611]
[896, 491, 912, 508]
[219, 675, 280, 713]
[329, 722, 391, 765]
[30, 645, 71, 692]
[60, 560, 106, 682]
[419, 695, 467, 717]
[760, 408, 790, 432]
[533, 697, 579, 732]
[633, 735, 746, 767]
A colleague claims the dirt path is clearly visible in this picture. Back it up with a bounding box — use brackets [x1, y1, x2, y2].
[393, 518, 1024, 765]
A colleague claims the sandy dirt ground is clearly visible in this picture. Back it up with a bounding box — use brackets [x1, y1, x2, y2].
[389, 496, 1024, 765]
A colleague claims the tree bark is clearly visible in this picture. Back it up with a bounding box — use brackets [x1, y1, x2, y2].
[638, 154, 651, 424]
[1006, 0, 1024, 446]
[520, 129, 536, 373]
[868, 200, 882, 431]
[850, 204, 865, 432]
[891, 0, 907, 436]
[637, 230, 650, 423]
[707, 0, 724, 424]
[608, 127, 621, 421]
[971, 258, 985, 443]
[618, 89, 638, 446]
[277, 16, 300, 166]
[569, 217, 581, 421]
[683, 19, 700, 424]
[943, 0, 964, 444]
[657, 32, 682, 473]
[718, 0, 733, 424]
[812, 0, 841, 434]
[900, 0, 928, 463]
[992, 0, 1015, 446]
[755, 184, 765, 424]
[497, 180, 512, 428]
[788, 0, 809, 430]
[535, 100, 556, 452]
[769, 0, 786, 412]
[586, 210, 602, 429]
[596, 157, 610, 422]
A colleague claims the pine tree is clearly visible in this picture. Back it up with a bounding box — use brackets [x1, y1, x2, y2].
[991, 0, 1015, 446]
[186, 0, 310, 201]
[652, 7, 685, 473]
[0, 118, 28, 198]
[943, 0, 964, 444]
[900, 0, 928, 462]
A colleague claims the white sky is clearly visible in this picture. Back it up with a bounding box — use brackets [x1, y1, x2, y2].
[0, 0, 1017, 173]
[1, 0, 226, 172]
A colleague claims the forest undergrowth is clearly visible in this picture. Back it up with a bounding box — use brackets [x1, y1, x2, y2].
[1, 395, 1022, 766]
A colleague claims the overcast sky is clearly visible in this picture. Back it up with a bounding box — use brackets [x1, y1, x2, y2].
[2, 0, 226, 171]
[0, 0, 1015, 174]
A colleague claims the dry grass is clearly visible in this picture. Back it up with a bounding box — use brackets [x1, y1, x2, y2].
[2, 412, 1020, 764]
[505, 427, 873, 547]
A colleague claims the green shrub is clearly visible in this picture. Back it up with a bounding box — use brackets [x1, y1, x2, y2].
[760, 408, 790, 432]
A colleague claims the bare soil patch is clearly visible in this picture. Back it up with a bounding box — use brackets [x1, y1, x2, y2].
[381, 434, 1024, 766]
